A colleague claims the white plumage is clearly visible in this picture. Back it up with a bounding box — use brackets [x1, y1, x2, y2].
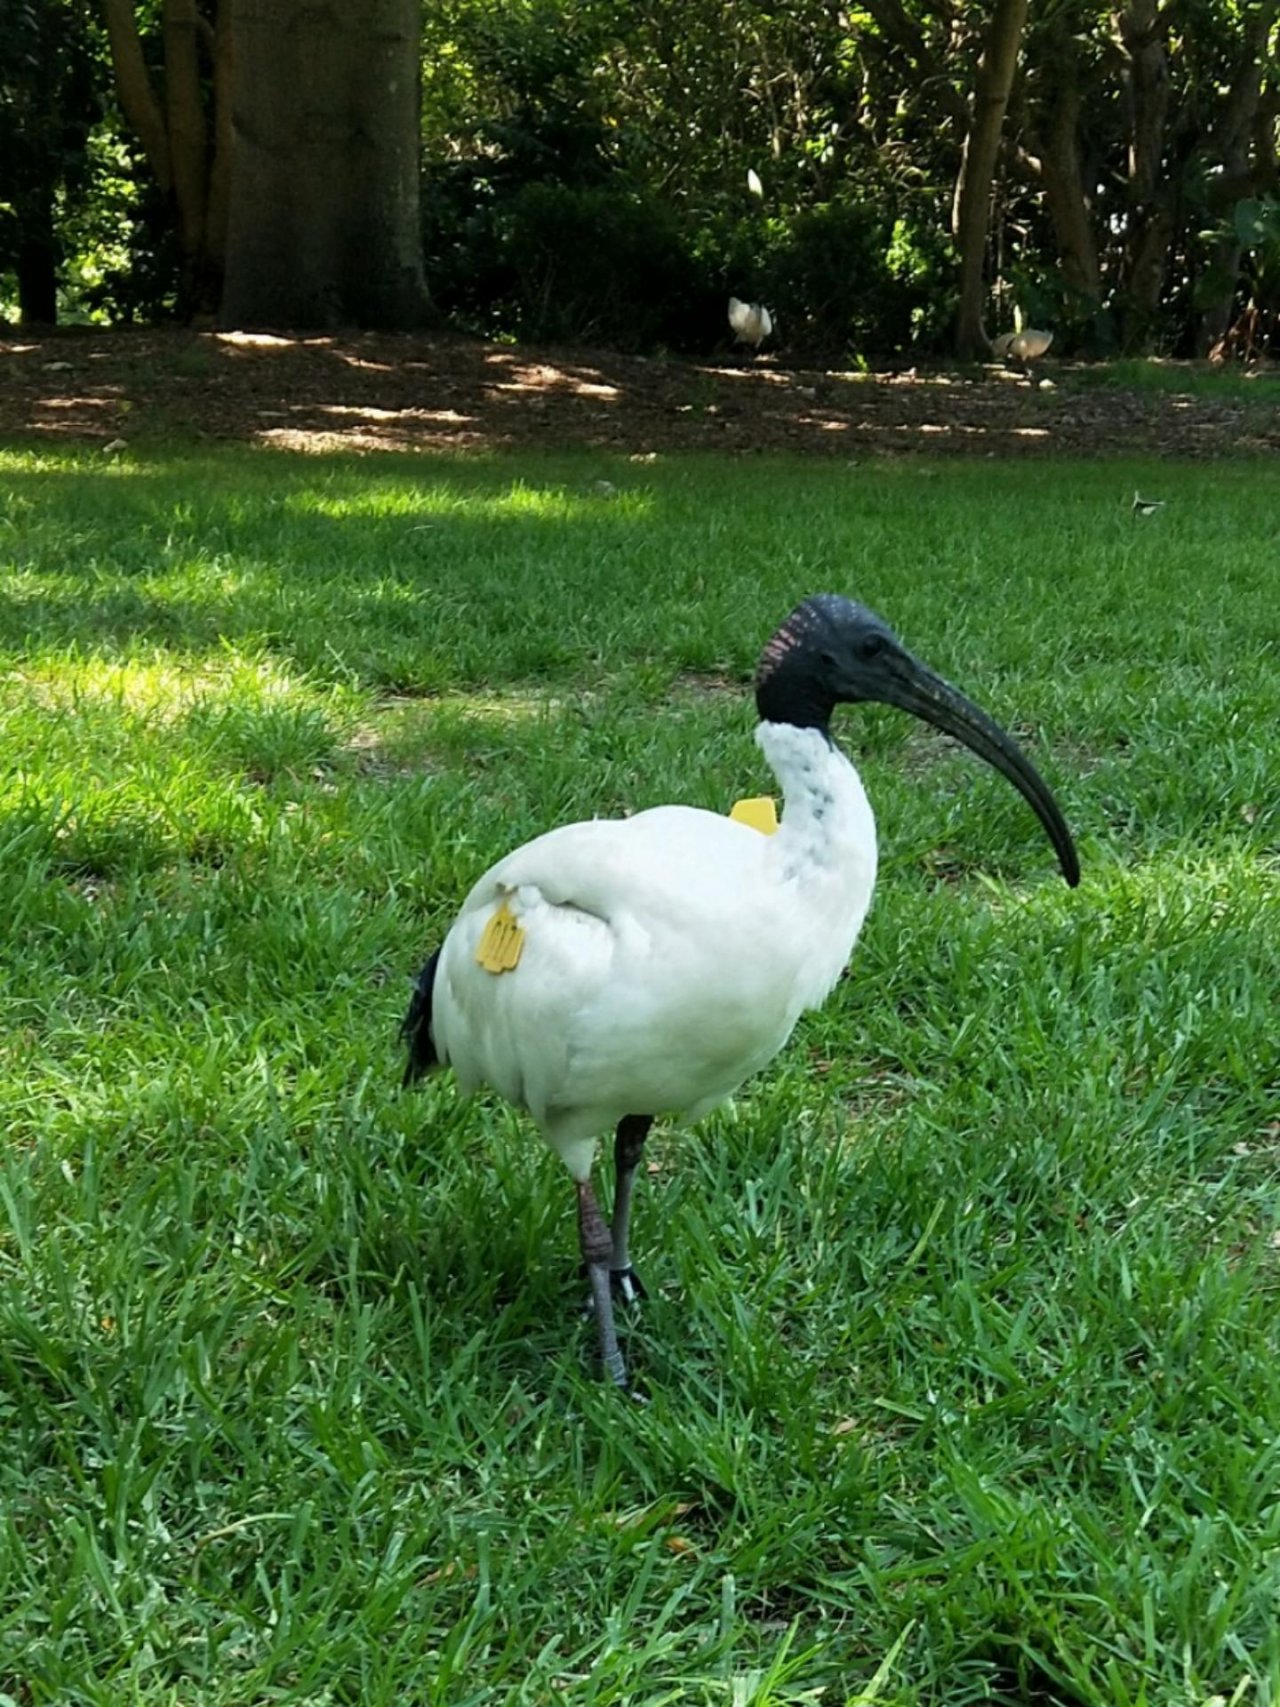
[432, 723, 876, 1184]
[403, 594, 1079, 1390]
[992, 328, 1054, 363]
[728, 296, 773, 350]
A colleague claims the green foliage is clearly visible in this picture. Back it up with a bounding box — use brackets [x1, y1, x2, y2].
[13, 0, 1280, 351]
[426, 174, 705, 347]
[771, 202, 954, 356]
[502, 182, 702, 346]
[0, 1, 181, 327]
[1231, 196, 1280, 342]
[0, 442, 1278, 1700]
[0, 0, 103, 320]
[1234, 196, 1280, 249]
[73, 169, 184, 326]
[420, 0, 967, 356]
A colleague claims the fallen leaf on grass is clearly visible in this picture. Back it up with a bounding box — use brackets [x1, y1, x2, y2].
[421, 1560, 476, 1586]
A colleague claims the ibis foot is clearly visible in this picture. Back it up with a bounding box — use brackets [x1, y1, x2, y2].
[578, 1263, 647, 1316]
[610, 1265, 647, 1305]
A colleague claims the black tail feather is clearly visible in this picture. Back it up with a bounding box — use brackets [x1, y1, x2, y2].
[400, 949, 441, 1087]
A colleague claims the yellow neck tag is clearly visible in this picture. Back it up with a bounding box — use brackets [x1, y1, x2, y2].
[475, 900, 525, 973]
[729, 795, 779, 835]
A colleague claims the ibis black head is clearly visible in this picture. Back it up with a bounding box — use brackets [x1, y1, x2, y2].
[756, 594, 1080, 886]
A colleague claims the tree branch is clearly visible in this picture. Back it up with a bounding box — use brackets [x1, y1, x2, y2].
[100, 0, 172, 192]
[857, 0, 969, 125]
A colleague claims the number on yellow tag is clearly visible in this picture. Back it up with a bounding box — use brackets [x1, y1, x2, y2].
[729, 795, 779, 836]
[475, 900, 525, 973]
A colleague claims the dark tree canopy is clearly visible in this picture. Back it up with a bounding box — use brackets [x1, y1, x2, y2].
[3, 0, 1277, 355]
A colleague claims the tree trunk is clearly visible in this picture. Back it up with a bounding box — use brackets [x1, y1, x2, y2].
[1034, 39, 1102, 312]
[101, 0, 174, 194]
[1199, 237, 1244, 358]
[205, 0, 235, 275]
[1040, 131, 1102, 309]
[220, 0, 430, 329]
[952, 0, 1031, 358]
[164, 0, 212, 306]
[1252, 85, 1279, 198]
[100, 0, 224, 315]
[17, 189, 59, 325]
[1116, 0, 1172, 349]
[1196, 3, 1276, 355]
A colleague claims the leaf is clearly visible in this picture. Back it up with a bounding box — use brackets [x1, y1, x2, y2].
[1234, 196, 1280, 248]
[421, 1559, 475, 1586]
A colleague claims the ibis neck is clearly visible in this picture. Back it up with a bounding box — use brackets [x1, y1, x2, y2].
[755, 672, 834, 733]
[755, 720, 877, 883]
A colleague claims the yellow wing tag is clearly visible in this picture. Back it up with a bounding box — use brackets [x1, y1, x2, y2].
[729, 795, 779, 836]
[475, 901, 525, 973]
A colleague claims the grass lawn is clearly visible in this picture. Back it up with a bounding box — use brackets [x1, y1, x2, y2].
[0, 443, 1277, 1705]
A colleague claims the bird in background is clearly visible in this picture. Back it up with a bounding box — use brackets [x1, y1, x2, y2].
[992, 327, 1054, 366]
[402, 595, 1080, 1391]
[992, 303, 1053, 366]
[1132, 491, 1166, 516]
[728, 297, 773, 352]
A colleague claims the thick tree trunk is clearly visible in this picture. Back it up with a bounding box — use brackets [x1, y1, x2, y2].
[220, 0, 430, 330]
[952, 0, 1030, 358]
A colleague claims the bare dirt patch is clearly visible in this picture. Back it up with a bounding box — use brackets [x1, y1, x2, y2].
[2, 327, 1276, 459]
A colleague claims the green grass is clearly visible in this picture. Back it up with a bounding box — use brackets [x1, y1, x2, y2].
[0, 443, 1277, 1705]
[1063, 358, 1279, 402]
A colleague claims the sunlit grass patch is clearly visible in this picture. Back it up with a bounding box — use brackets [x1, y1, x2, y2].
[0, 444, 165, 478]
[286, 473, 656, 524]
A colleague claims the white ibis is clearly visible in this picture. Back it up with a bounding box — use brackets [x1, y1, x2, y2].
[402, 595, 1079, 1390]
[728, 297, 773, 351]
[992, 328, 1054, 366]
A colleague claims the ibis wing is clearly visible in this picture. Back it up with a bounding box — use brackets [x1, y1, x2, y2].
[453, 805, 762, 923]
[433, 806, 799, 1126]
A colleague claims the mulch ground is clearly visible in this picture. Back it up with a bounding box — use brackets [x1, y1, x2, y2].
[1, 326, 1276, 459]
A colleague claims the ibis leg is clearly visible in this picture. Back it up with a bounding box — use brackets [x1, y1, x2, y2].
[609, 1115, 652, 1304]
[577, 1179, 628, 1388]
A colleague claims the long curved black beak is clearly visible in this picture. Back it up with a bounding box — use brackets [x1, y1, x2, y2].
[876, 654, 1080, 887]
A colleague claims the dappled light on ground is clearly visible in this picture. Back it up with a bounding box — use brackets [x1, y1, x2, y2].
[2, 330, 1275, 459]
